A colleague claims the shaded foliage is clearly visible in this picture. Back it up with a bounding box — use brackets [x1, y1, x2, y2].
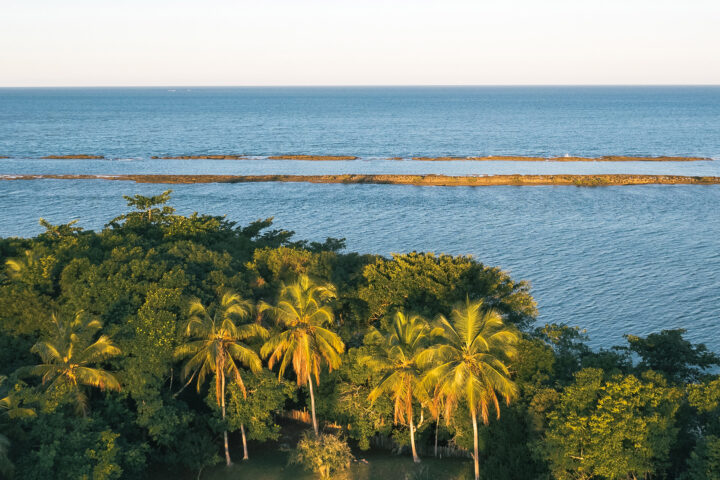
[622, 329, 720, 383]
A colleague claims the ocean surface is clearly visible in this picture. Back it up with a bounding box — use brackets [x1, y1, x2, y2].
[0, 86, 719, 352]
[1, 86, 719, 159]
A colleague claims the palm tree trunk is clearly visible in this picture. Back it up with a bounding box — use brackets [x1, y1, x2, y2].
[221, 372, 232, 466]
[434, 418, 439, 457]
[308, 377, 319, 436]
[240, 423, 249, 460]
[409, 414, 421, 463]
[471, 408, 479, 480]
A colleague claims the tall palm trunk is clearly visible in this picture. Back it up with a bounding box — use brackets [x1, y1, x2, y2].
[471, 408, 479, 480]
[434, 418, 439, 457]
[409, 413, 420, 463]
[220, 367, 232, 466]
[240, 424, 249, 460]
[308, 377, 319, 436]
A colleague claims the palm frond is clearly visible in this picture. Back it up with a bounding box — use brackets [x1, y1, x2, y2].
[423, 299, 518, 421]
[226, 343, 263, 373]
[30, 341, 62, 364]
[177, 292, 266, 408]
[80, 335, 121, 363]
[75, 367, 121, 391]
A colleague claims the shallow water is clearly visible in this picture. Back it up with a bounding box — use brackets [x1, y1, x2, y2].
[1, 179, 718, 352]
[0, 158, 719, 177]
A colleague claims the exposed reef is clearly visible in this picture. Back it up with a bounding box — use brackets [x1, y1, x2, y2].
[411, 155, 709, 162]
[4, 174, 719, 187]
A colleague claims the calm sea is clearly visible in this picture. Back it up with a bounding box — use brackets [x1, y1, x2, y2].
[0, 87, 718, 351]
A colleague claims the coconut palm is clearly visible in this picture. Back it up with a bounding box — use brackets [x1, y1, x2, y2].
[427, 383, 444, 458]
[5, 250, 37, 280]
[260, 275, 344, 437]
[361, 311, 440, 462]
[422, 299, 519, 480]
[174, 292, 266, 466]
[29, 311, 121, 414]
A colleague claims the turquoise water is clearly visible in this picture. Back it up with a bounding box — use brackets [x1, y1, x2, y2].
[0, 86, 718, 350]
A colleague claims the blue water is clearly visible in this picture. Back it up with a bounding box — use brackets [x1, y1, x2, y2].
[0, 158, 720, 176]
[1, 86, 719, 159]
[1, 158, 719, 177]
[0, 87, 719, 351]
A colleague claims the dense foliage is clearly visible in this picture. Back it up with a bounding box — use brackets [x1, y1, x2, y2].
[289, 431, 353, 479]
[0, 192, 718, 480]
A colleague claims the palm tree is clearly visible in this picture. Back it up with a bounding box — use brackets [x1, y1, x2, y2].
[5, 250, 37, 280]
[422, 299, 519, 480]
[29, 311, 121, 414]
[427, 383, 444, 458]
[174, 292, 266, 466]
[361, 311, 440, 462]
[260, 275, 344, 437]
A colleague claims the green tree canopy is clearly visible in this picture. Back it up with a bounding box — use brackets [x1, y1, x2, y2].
[542, 368, 682, 480]
[623, 329, 720, 383]
[360, 252, 536, 327]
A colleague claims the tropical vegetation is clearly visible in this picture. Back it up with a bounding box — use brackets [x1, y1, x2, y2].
[423, 300, 519, 479]
[174, 292, 266, 465]
[361, 311, 439, 463]
[289, 431, 354, 479]
[260, 274, 343, 437]
[0, 191, 718, 480]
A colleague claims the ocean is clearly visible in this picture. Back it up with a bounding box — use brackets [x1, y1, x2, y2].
[0, 86, 718, 351]
[1, 86, 719, 159]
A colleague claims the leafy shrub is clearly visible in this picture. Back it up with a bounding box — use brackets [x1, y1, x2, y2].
[289, 431, 353, 478]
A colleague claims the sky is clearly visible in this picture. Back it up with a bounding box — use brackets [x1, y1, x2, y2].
[1, 0, 719, 87]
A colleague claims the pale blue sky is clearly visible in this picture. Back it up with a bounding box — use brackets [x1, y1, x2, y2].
[2, 0, 719, 86]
